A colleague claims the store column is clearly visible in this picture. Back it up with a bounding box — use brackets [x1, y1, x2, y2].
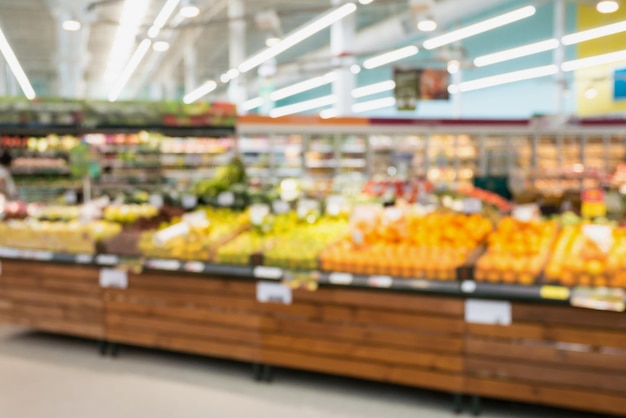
[53, 7, 90, 98]
[331, 0, 356, 116]
[553, 0, 566, 116]
[184, 46, 198, 95]
[228, 0, 247, 110]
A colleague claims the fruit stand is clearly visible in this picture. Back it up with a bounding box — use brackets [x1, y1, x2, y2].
[1, 111, 626, 416]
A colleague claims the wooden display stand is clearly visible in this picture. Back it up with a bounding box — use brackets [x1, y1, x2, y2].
[0, 259, 625, 416]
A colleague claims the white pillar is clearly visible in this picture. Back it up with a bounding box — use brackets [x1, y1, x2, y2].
[228, 0, 247, 109]
[0, 55, 6, 96]
[553, 0, 566, 116]
[183, 46, 197, 94]
[331, 0, 356, 116]
[54, 10, 90, 98]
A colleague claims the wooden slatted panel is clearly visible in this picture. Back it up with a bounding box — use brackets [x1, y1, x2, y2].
[0, 260, 103, 339]
[466, 301, 626, 417]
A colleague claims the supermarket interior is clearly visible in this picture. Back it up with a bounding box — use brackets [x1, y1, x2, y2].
[1, 0, 626, 417]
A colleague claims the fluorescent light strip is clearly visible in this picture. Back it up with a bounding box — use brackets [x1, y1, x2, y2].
[474, 39, 559, 67]
[352, 80, 396, 98]
[562, 19, 626, 45]
[320, 108, 339, 119]
[363, 46, 418, 70]
[449, 65, 558, 94]
[106, 0, 151, 78]
[239, 3, 357, 73]
[242, 97, 264, 111]
[271, 72, 337, 101]
[0, 26, 35, 99]
[148, 0, 181, 38]
[561, 49, 626, 72]
[423, 5, 536, 50]
[353, 97, 396, 113]
[108, 39, 152, 102]
[183, 80, 218, 104]
[270, 95, 337, 118]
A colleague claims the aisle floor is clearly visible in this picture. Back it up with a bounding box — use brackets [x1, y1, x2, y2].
[0, 325, 602, 418]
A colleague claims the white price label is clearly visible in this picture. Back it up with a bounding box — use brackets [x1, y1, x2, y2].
[257, 282, 292, 305]
[0, 248, 19, 258]
[149, 194, 164, 209]
[184, 262, 205, 273]
[33, 251, 54, 261]
[328, 272, 354, 285]
[253, 266, 283, 280]
[96, 254, 119, 266]
[368, 275, 393, 288]
[461, 280, 477, 294]
[64, 190, 78, 205]
[182, 194, 198, 209]
[465, 299, 512, 326]
[250, 204, 270, 226]
[513, 204, 540, 222]
[463, 198, 483, 214]
[217, 192, 235, 207]
[147, 259, 181, 271]
[325, 195, 346, 217]
[99, 268, 128, 289]
[272, 200, 290, 214]
[75, 254, 93, 264]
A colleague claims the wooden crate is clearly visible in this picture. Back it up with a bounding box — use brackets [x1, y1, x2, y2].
[0, 260, 104, 339]
[103, 272, 262, 363]
[258, 287, 467, 393]
[465, 302, 626, 417]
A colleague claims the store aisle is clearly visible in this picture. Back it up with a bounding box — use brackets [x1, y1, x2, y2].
[0, 325, 598, 418]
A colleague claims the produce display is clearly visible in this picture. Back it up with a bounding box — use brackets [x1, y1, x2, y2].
[475, 217, 558, 284]
[320, 210, 492, 280]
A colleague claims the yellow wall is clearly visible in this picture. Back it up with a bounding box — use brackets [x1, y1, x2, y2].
[576, 5, 626, 116]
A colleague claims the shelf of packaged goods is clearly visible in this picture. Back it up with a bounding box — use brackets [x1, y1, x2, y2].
[11, 167, 70, 175]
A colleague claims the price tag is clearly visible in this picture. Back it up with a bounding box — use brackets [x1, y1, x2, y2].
[581, 188, 606, 218]
[64, 190, 78, 205]
[409, 279, 430, 289]
[33, 251, 54, 261]
[465, 299, 512, 326]
[571, 287, 626, 312]
[184, 262, 205, 273]
[99, 268, 128, 289]
[272, 200, 290, 214]
[149, 194, 164, 209]
[0, 248, 19, 258]
[75, 254, 93, 264]
[147, 259, 181, 271]
[540, 285, 570, 301]
[253, 266, 283, 280]
[463, 198, 483, 214]
[513, 204, 540, 222]
[461, 280, 477, 294]
[217, 192, 235, 207]
[368, 275, 393, 288]
[96, 254, 119, 266]
[257, 282, 292, 305]
[250, 204, 270, 226]
[182, 194, 198, 210]
[328, 272, 353, 285]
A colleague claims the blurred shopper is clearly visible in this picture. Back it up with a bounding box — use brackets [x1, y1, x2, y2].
[0, 150, 17, 199]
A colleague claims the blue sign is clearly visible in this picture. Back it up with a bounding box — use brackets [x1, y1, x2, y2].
[613, 68, 626, 101]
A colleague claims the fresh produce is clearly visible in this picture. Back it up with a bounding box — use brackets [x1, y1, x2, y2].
[320, 210, 492, 280]
[104, 204, 159, 224]
[475, 217, 558, 285]
[193, 157, 246, 198]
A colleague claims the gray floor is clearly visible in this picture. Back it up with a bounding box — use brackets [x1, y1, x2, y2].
[0, 325, 600, 418]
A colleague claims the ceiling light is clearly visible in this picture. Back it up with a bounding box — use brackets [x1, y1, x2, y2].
[448, 64, 558, 94]
[183, 80, 218, 104]
[271, 72, 337, 101]
[220, 73, 230, 83]
[353, 97, 396, 113]
[597, 1, 619, 13]
[152, 41, 170, 52]
[239, 3, 357, 73]
[242, 97, 264, 111]
[270, 95, 337, 118]
[562, 19, 626, 45]
[227, 68, 240, 79]
[320, 108, 339, 119]
[423, 5, 536, 50]
[363, 46, 419, 69]
[417, 16, 437, 32]
[148, 0, 180, 38]
[108, 38, 152, 102]
[474, 39, 559, 67]
[180, 0, 200, 18]
[0, 26, 36, 99]
[266, 36, 281, 47]
[105, 0, 150, 79]
[62, 18, 81, 32]
[447, 60, 461, 74]
[561, 49, 626, 71]
[352, 80, 396, 98]
[585, 87, 598, 99]
[350, 64, 362, 74]
[359, 0, 374, 4]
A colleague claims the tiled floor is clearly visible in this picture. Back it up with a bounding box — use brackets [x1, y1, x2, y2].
[0, 325, 601, 418]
